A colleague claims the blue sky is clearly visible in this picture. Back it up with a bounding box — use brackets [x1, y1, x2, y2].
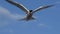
[0, 0, 60, 34]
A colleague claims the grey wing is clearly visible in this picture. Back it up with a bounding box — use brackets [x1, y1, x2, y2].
[32, 4, 54, 13]
[6, 0, 29, 14]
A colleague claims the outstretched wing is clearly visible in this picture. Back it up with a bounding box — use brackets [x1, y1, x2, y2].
[32, 4, 54, 13]
[6, 0, 29, 14]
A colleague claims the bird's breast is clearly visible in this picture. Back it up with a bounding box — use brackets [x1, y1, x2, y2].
[26, 13, 32, 19]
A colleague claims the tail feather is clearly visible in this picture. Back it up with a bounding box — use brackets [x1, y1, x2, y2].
[18, 18, 26, 21]
[18, 17, 35, 21]
[31, 17, 35, 20]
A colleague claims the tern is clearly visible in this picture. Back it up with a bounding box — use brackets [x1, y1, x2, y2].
[6, 0, 54, 21]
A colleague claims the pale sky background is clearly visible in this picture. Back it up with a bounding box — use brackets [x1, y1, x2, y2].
[0, 0, 60, 34]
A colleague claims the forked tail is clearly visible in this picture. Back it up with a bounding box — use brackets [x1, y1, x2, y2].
[31, 17, 35, 20]
[18, 17, 35, 21]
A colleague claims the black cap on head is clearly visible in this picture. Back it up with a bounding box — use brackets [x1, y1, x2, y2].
[30, 10, 32, 12]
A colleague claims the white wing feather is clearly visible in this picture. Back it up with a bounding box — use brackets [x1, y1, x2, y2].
[32, 4, 54, 13]
[6, 0, 29, 14]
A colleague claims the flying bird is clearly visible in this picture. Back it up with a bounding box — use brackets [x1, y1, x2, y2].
[6, 0, 55, 21]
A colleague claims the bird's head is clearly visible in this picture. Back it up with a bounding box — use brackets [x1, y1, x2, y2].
[29, 10, 33, 12]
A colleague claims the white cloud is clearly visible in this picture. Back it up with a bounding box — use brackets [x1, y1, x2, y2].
[0, 7, 10, 15]
[0, 6, 23, 19]
[9, 29, 14, 34]
[0, 6, 23, 27]
[0, 28, 14, 34]
[38, 23, 46, 27]
[38, 23, 52, 30]
[38, 23, 49, 28]
[39, 24, 45, 26]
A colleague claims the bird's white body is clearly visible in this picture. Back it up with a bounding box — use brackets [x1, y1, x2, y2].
[26, 12, 32, 19]
[22, 11, 35, 21]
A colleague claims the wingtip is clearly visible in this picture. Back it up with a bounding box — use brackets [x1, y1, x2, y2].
[5, 0, 12, 1]
[46, 4, 55, 8]
[5, 0, 9, 1]
[6, 0, 8, 1]
[49, 3, 56, 7]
